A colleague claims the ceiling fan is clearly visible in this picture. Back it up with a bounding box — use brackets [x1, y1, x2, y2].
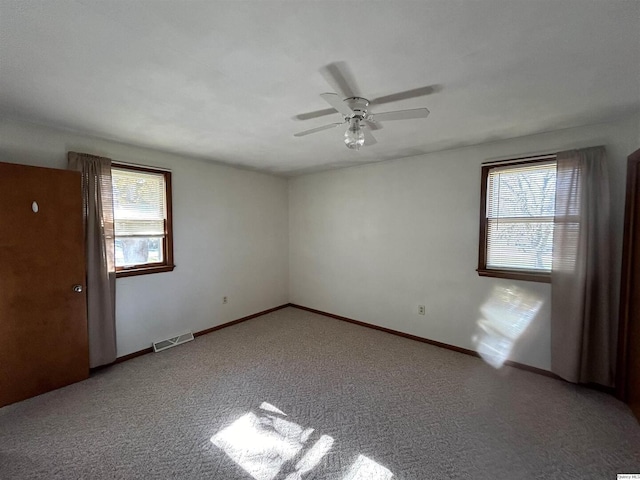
[294, 62, 440, 150]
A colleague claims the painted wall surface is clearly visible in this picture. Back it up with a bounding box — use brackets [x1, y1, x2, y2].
[289, 115, 640, 371]
[0, 118, 289, 357]
[3, 114, 638, 368]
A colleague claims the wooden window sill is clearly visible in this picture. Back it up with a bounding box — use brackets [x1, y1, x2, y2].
[477, 268, 551, 283]
[116, 264, 175, 278]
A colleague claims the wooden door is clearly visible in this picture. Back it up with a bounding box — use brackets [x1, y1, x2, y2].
[0, 161, 88, 408]
[617, 148, 640, 421]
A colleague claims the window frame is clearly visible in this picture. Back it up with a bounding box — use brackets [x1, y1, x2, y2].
[112, 162, 175, 278]
[477, 155, 556, 283]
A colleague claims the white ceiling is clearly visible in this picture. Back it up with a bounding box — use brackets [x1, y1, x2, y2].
[1, 1, 639, 175]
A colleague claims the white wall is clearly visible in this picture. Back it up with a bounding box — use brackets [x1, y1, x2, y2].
[3, 114, 638, 368]
[289, 115, 640, 371]
[0, 117, 289, 357]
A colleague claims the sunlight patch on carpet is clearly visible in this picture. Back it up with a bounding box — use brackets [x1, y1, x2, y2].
[343, 454, 393, 480]
[259, 402, 287, 416]
[211, 411, 313, 480]
[211, 403, 393, 479]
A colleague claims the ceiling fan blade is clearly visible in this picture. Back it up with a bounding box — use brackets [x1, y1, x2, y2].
[369, 108, 430, 122]
[362, 127, 377, 146]
[320, 93, 354, 117]
[294, 122, 344, 137]
[320, 61, 360, 98]
[294, 108, 338, 121]
[370, 85, 443, 105]
[364, 120, 382, 131]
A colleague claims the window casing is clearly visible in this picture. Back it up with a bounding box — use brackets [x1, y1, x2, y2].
[478, 156, 557, 283]
[112, 163, 174, 277]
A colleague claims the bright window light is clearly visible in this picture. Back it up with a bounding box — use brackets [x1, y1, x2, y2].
[211, 404, 392, 479]
[294, 435, 334, 476]
[343, 455, 393, 480]
[259, 402, 287, 416]
[211, 412, 306, 480]
[473, 285, 543, 368]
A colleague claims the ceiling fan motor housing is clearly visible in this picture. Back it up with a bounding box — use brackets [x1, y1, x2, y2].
[344, 97, 370, 120]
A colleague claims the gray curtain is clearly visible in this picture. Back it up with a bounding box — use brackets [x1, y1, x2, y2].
[68, 152, 117, 367]
[551, 146, 614, 386]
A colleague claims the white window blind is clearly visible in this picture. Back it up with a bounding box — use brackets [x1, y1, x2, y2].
[112, 167, 167, 267]
[486, 160, 557, 272]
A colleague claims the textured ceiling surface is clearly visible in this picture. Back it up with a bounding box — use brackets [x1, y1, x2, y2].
[1, 0, 639, 175]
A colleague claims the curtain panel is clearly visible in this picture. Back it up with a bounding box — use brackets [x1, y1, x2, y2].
[68, 152, 117, 367]
[551, 146, 614, 386]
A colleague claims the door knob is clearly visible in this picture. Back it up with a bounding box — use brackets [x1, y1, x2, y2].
[73, 285, 83, 293]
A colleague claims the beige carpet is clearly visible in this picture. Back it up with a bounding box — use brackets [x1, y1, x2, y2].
[1, 307, 638, 479]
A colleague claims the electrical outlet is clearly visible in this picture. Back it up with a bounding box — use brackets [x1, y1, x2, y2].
[418, 305, 426, 315]
[223, 296, 228, 304]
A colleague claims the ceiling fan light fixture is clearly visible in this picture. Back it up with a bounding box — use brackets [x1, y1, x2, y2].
[294, 63, 433, 147]
[344, 118, 365, 150]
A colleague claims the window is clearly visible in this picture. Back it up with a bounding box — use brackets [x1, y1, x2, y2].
[112, 164, 174, 277]
[478, 156, 557, 283]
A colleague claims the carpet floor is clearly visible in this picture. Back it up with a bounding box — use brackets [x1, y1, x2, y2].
[1, 307, 639, 479]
